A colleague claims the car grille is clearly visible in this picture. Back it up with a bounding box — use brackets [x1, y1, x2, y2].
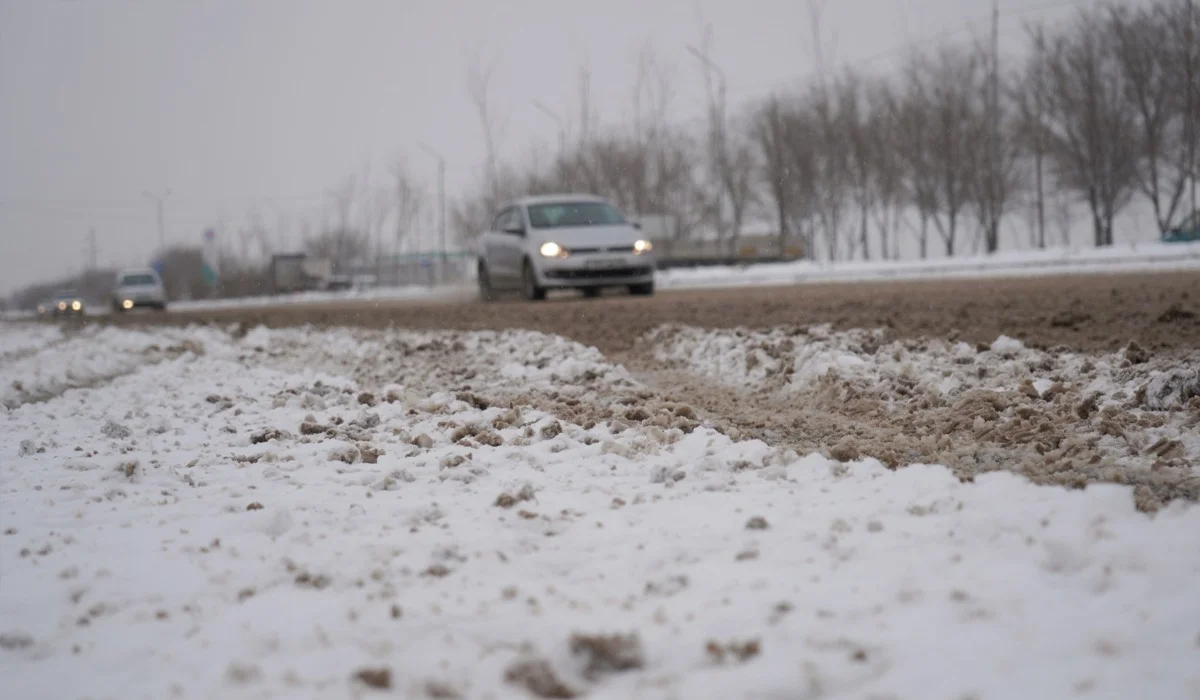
[544, 266, 653, 280]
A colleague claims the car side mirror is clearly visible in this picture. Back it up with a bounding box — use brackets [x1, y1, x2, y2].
[503, 225, 525, 236]
[631, 221, 642, 230]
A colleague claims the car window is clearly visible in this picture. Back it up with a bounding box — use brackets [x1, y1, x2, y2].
[491, 209, 510, 232]
[527, 201, 627, 229]
[508, 207, 525, 231]
[120, 274, 157, 286]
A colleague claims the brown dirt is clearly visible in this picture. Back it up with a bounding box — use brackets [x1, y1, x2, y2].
[95, 271, 1200, 355]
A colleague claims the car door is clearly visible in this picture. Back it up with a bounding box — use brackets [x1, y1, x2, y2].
[492, 207, 524, 284]
[481, 208, 509, 281]
[500, 206, 528, 281]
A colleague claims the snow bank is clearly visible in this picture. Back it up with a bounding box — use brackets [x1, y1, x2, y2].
[168, 283, 474, 313]
[646, 323, 1200, 507]
[0, 322, 62, 362]
[657, 240, 1200, 290]
[1, 323, 1198, 699]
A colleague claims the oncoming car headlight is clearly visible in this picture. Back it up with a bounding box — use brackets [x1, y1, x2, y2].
[539, 241, 566, 258]
[633, 239, 653, 254]
[71, 301, 82, 311]
[57, 302, 67, 311]
[122, 299, 134, 310]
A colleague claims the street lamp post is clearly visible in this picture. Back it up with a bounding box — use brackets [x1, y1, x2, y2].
[143, 188, 172, 253]
[419, 143, 447, 285]
[685, 45, 729, 252]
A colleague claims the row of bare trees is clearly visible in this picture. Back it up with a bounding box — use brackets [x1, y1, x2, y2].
[452, 0, 1199, 260]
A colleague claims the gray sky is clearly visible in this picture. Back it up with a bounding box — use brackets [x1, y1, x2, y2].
[0, 0, 1087, 295]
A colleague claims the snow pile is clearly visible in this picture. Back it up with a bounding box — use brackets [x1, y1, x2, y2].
[645, 323, 1200, 505]
[0, 324, 214, 410]
[0, 322, 62, 362]
[2, 323, 1199, 698]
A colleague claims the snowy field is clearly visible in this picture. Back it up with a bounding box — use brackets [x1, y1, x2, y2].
[2, 320, 1199, 699]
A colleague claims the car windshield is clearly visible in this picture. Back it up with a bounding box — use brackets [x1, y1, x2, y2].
[53, 290, 77, 299]
[526, 201, 627, 229]
[121, 274, 157, 286]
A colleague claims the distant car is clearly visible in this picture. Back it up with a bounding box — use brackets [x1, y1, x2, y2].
[476, 194, 656, 301]
[111, 268, 168, 312]
[49, 289, 85, 317]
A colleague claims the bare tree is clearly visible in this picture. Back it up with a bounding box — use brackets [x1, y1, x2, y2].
[868, 81, 906, 260]
[754, 95, 798, 250]
[805, 84, 851, 261]
[1042, 10, 1138, 246]
[1109, 3, 1190, 232]
[892, 65, 939, 259]
[1014, 23, 1054, 248]
[1184, 0, 1199, 218]
[310, 175, 369, 272]
[689, 24, 756, 255]
[836, 72, 876, 260]
[917, 45, 981, 257]
[390, 157, 424, 253]
[466, 48, 505, 204]
[969, 38, 1020, 254]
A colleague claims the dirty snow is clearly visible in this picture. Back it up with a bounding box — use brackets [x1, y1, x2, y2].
[645, 323, 1200, 509]
[2, 321, 1199, 699]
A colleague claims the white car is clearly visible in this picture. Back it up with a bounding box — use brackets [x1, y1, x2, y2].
[111, 268, 168, 312]
[476, 194, 656, 301]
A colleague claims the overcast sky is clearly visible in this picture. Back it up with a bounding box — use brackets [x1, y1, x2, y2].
[1, 0, 1092, 295]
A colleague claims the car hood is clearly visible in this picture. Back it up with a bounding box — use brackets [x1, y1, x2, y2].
[529, 224, 644, 249]
[116, 285, 163, 295]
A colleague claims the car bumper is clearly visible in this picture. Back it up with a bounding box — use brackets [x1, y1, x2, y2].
[535, 255, 655, 288]
[116, 297, 166, 309]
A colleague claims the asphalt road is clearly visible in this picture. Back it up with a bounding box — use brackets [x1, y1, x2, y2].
[94, 270, 1200, 355]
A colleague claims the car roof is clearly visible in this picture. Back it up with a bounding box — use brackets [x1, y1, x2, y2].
[505, 193, 609, 209]
[117, 268, 159, 279]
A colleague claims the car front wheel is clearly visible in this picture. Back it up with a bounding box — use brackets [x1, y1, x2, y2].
[522, 260, 546, 301]
[629, 282, 655, 296]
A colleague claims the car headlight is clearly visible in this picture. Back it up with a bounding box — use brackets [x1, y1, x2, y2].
[539, 241, 566, 258]
[122, 299, 134, 310]
[57, 302, 67, 310]
[633, 239, 653, 254]
[71, 301, 82, 311]
[37, 305, 45, 314]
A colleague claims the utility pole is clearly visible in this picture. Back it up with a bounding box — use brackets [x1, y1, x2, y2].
[419, 142, 447, 285]
[143, 189, 171, 252]
[1189, 0, 1197, 218]
[989, 0, 1001, 253]
[533, 100, 566, 162]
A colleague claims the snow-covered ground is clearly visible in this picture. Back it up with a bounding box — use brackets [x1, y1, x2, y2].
[2, 321, 1199, 699]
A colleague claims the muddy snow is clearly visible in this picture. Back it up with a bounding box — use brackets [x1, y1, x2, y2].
[643, 323, 1200, 512]
[1, 320, 1198, 699]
